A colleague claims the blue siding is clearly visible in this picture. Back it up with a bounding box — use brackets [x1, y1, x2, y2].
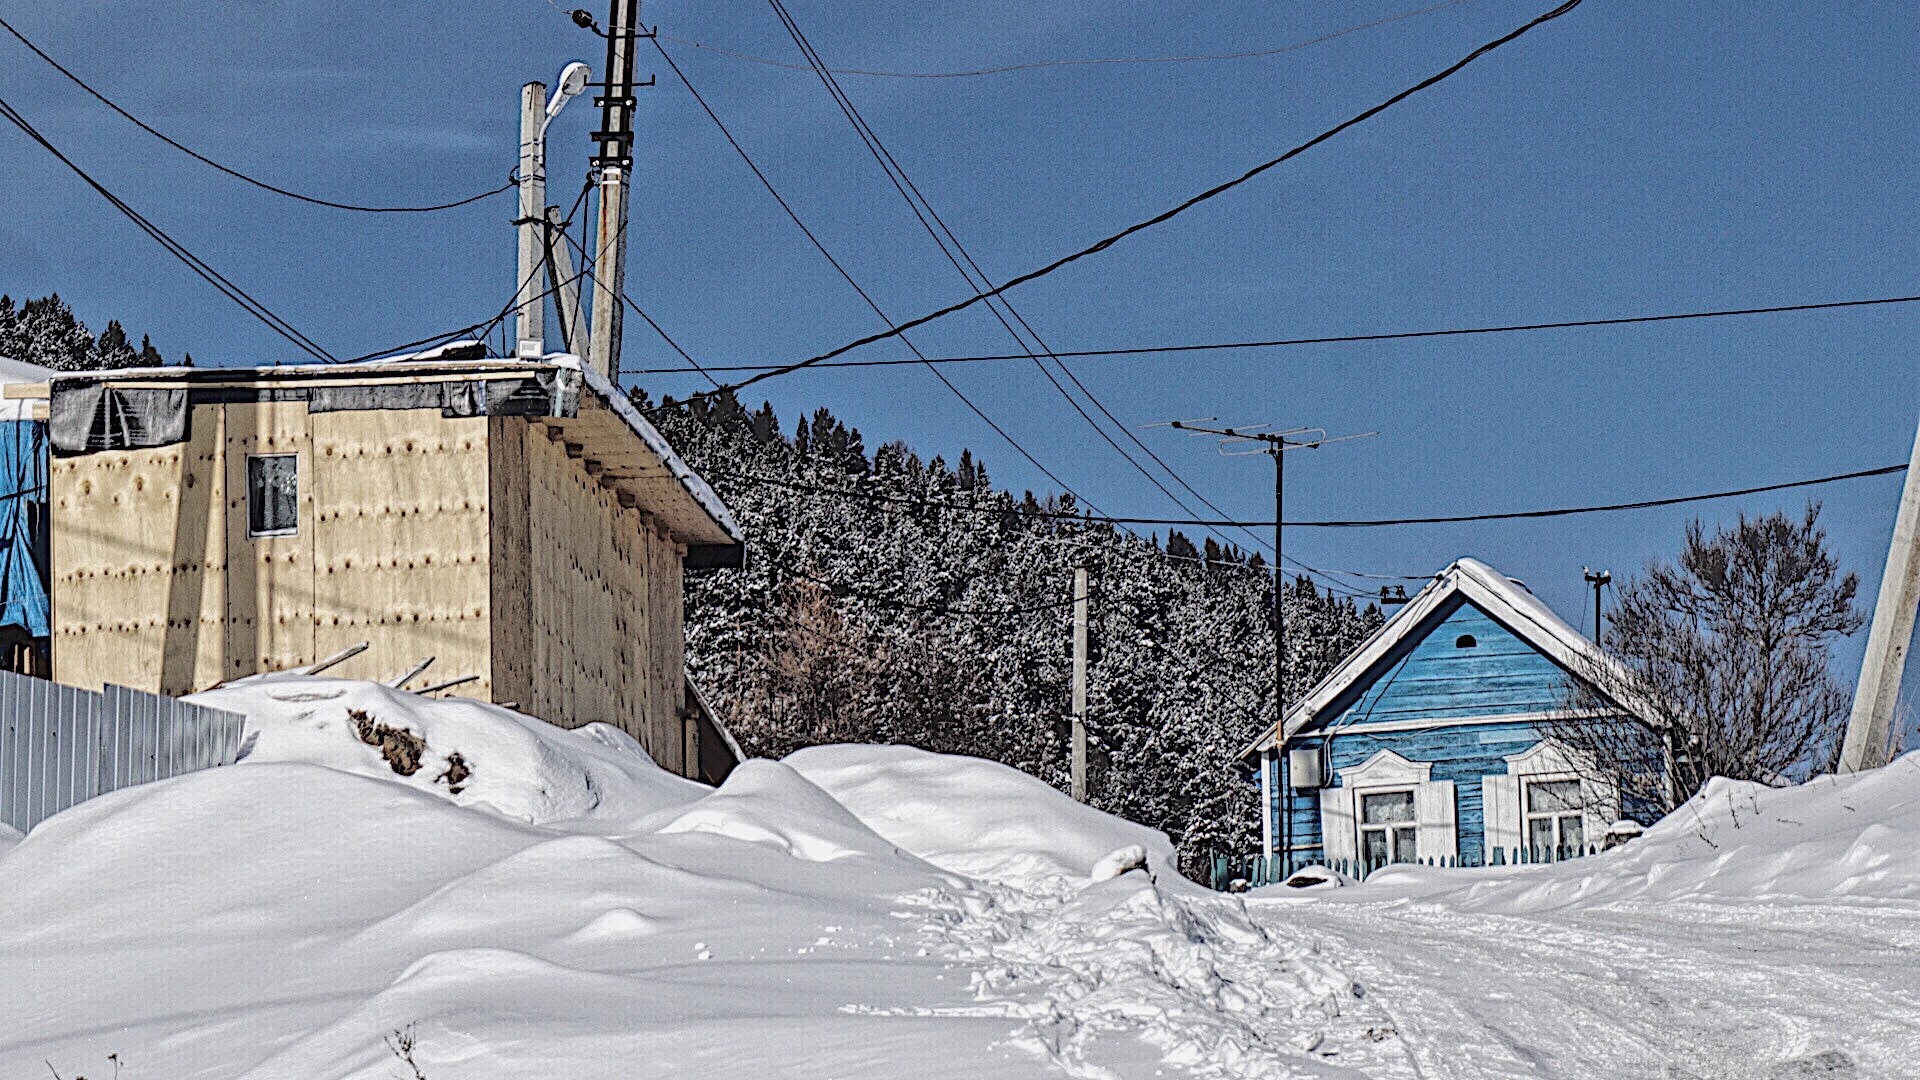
[0, 421, 47, 637]
[1267, 596, 1631, 871]
[1325, 601, 1574, 726]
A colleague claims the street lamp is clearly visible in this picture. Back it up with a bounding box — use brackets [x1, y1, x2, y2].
[517, 63, 592, 359]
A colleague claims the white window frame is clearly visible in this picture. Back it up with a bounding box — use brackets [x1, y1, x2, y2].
[1319, 749, 1457, 870]
[1522, 776, 1587, 855]
[246, 452, 299, 538]
[1483, 741, 1618, 863]
[1357, 787, 1419, 867]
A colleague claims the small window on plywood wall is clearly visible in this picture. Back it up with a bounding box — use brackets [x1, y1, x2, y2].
[247, 453, 298, 537]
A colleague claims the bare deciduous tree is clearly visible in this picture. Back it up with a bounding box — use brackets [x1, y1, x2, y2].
[1546, 505, 1863, 814]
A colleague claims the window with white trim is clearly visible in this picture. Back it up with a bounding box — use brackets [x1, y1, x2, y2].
[247, 454, 298, 537]
[1359, 789, 1417, 866]
[1525, 778, 1585, 854]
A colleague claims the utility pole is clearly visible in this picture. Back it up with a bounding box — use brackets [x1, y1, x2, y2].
[1071, 565, 1090, 802]
[1166, 419, 1373, 872]
[515, 81, 547, 359]
[544, 205, 589, 355]
[1583, 567, 1611, 644]
[1839, 414, 1920, 773]
[586, 0, 644, 382]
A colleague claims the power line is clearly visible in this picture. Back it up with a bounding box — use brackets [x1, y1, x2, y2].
[659, 0, 1466, 80]
[0, 93, 336, 363]
[702, 462, 1908, 529]
[767, 0, 1323, 586]
[672, 0, 1586, 405]
[0, 14, 513, 214]
[561, 232, 723, 390]
[624, 293, 1920, 375]
[648, 37, 1105, 514]
[764, 0, 1217, 535]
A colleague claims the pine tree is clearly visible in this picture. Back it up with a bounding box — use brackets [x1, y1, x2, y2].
[645, 392, 1383, 879]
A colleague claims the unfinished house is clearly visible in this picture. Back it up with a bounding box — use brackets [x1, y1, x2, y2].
[19, 348, 743, 781]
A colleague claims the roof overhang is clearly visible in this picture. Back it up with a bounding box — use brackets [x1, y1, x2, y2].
[1239, 557, 1666, 760]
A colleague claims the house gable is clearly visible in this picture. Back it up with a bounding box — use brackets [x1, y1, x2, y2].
[1304, 596, 1583, 733]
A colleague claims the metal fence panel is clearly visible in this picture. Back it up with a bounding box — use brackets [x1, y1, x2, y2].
[0, 673, 247, 834]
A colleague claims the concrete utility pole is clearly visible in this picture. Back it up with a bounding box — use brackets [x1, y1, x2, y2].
[544, 205, 589, 356]
[515, 82, 547, 359]
[1071, 565, 1090, 802]
[586, 0, 642, 382]
[1839, 415, 1920, 773]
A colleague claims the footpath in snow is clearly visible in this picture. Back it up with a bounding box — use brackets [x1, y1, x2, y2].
[1, 678, 1916, 1078]
[0, 680, 1395, 1080]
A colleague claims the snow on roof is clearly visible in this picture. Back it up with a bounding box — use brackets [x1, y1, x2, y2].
[0, 356, 56, 422]
[1247, 557, 1664, 756]
[577, 359, 741, 544]
[36, 347, 742, 545]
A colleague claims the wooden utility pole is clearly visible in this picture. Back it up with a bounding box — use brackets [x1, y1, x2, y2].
[1071, 565, 1089, 802]
[1166, 419, 1372, 871]
[1583, 567, 1611, 643]
[1839, 416, 1920, 773]
[586, 0, 641, 381]
[515, 82, 547, 359]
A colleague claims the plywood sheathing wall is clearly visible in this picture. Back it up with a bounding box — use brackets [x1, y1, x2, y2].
[224, 399, 314, 680]
[52, 401, 495, 696]
[50, 404, 229, 694]
[491, 417, 686, 773]
[309, 407, 493, 696]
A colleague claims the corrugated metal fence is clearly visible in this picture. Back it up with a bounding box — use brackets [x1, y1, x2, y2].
[0, 671, 246, 833]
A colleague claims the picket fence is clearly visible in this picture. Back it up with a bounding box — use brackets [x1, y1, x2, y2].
[0, 670, 246, 833]
[1210, 842, 1607, 891]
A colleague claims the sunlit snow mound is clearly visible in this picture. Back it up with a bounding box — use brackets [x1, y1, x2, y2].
[191, 677, 707, 825]
[1312, 751, 1920, 910]
[786, 743, 1179, 883]
[0, 680, 1392, 1080]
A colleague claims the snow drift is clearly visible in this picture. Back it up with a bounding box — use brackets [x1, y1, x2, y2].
[0, 678, 1390, 1080]
[1270, 751, 1920, 912]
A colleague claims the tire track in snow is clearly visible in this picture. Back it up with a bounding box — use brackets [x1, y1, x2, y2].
[894, 873, 1417, 1079]
[1254, 896, 1920, 1079]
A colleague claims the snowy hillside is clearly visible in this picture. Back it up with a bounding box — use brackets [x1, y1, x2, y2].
[2, 680, 1916, 1078]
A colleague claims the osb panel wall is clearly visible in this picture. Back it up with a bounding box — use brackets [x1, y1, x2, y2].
[50, 404, 229, 694]
[223, 400, 314, 681]
[490, 418, 686, 772]
[52, 401, 495, 696]
[309, 408, 493, 695]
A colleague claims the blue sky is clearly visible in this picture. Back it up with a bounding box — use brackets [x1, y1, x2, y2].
[2, 1, 1916, 718]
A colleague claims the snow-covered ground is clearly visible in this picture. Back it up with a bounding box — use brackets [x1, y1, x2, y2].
[1, 679, 1915, 1078]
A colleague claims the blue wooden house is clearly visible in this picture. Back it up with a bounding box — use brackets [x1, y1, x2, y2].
[1244, 558, 1666, 877]
[0, 358, 51, 676]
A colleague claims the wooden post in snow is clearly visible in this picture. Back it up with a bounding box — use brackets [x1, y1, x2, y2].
[1071, 566, 1089, 802]
[1838, 416, 1920, 773]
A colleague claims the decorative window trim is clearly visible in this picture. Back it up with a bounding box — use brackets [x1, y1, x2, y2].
[1319, 750, 1457, 869]
[1482, 740, 1619, 862]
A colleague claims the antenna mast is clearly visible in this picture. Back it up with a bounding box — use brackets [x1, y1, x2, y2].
[1166, 419, 1374, 871]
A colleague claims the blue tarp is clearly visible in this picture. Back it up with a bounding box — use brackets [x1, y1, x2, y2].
[0, 420, 48, 637]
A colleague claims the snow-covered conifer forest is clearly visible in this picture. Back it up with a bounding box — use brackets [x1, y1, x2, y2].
[643, 387, 1383, 876]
